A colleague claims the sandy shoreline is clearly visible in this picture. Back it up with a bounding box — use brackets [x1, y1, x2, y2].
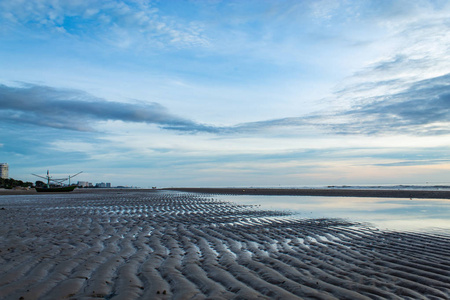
[1, 190, 450, 299]
[164, 187, 450, 199]
[3, 187, 450, 199]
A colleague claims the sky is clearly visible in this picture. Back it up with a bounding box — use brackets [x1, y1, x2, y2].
[1, 0, 450, 188]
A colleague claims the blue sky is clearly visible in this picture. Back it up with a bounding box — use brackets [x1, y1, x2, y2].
[1, 0, 450, 187]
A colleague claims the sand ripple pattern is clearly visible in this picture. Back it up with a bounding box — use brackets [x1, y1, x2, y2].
[1, 191, 449, 299]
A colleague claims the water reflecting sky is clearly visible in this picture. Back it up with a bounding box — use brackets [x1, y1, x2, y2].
[216, 195, 450, 232]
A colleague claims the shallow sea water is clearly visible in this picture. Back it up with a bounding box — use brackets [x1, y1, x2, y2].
[215, 194, 450, 233]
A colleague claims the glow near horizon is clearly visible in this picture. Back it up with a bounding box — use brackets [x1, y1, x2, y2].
[1, 0, 450, 187]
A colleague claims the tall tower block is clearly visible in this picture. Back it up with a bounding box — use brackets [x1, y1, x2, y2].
[0, 163, 9, 179]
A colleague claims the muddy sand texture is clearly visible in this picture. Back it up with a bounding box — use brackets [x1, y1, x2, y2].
[1, 190, 450, 299]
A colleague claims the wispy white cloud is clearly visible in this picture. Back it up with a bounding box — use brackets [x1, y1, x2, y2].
[236, 72, 450, 136]
[0, 0, 209, 49]
[2, 0, 450, 187]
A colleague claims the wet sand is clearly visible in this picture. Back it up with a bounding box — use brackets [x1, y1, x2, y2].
[1, 190, 450, 299]
[165, 187, 450, 199]
[3, 187, 450, 199]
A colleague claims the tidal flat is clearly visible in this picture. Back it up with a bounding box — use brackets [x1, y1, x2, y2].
[1, 189, 450, 299]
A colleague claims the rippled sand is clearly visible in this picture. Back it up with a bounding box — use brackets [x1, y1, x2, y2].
[1, 190, 450, 299]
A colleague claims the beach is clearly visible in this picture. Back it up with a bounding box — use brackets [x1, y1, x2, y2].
[164, 187, 450, 199]
[3, 187, 450, 198]
[1, 189, 450, 299]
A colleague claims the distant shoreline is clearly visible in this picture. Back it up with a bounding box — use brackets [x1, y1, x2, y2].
[2, 187, 450, 199]
[163, 187, 450, 199]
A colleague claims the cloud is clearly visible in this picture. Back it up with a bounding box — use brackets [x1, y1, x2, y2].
[374, 159, 450, 167]
[237, 72, 450, 136]
[0, 0, 209, 49]
[343, 75, 450, 135]
[0, 83, 216, 133]
[1, 1, 449, 137]
[2, 73, 450, 137]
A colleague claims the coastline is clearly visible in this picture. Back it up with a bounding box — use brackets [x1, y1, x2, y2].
[163, 187, 450, 199]
[0, 188, 157, 196]
[3, 187, 450, 199]
[0, 187, 450, 199]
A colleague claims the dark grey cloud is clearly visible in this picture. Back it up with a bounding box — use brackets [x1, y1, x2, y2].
[232, 72, 450, 136]
[2, 71, 450, 137]
[341, 73, 450, 135]
[0, 83, 217, 133]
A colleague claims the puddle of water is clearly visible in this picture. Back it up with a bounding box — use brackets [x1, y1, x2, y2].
[216, 195, 450, 232]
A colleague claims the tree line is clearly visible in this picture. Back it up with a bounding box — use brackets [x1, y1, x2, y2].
[0, 178, 35, 189]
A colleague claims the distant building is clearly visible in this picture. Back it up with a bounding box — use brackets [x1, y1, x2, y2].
[77, 181, 90, 187]
[0, 163, 8, 179]
[95, 182, 112, 188]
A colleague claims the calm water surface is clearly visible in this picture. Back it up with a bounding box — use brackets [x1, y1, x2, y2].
[215, 195, 450, 232]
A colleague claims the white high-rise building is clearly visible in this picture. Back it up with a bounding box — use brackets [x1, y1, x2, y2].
[77, 181, 90, 187]
[0, 163, 9, 179]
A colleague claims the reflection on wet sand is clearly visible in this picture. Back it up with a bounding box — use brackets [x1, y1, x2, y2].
[216, 194, 450, 231]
